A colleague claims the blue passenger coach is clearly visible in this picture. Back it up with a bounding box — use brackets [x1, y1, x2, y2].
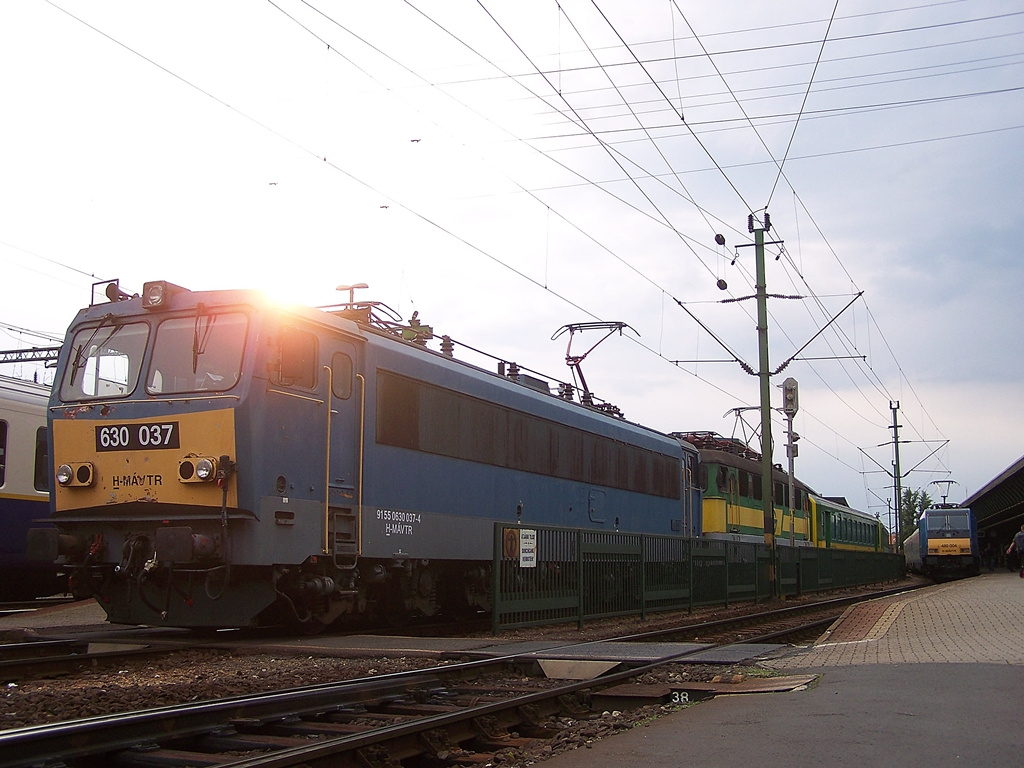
[0, 375, 63, 599]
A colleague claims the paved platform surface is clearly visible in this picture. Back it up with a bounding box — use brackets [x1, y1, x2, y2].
[764, 570, 1024, 667]
[542, 572, 1024, 767]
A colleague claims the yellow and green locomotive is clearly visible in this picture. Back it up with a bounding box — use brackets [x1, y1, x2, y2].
[678, 432, 889, 552]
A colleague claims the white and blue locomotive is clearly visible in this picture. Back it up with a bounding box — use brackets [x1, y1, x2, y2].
[31, 281, 701, 628]
[903, 504, 980, 579]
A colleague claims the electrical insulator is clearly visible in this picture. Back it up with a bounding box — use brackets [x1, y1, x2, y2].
[764, 212, 771, 231]
[783, 377, 799, 416]
[748, 214, 754, 233]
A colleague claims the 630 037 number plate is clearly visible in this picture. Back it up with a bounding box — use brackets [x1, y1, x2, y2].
[95, 422, 180, 452]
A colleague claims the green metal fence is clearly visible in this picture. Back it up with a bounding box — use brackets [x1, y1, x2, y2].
[492, 522, 905, 632]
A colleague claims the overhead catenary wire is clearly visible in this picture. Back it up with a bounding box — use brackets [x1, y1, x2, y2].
[34, 0, 982, 502]
[406, 12, 1024, 97]
[49, 0, 950, 450]
[764, 0, 840, 210]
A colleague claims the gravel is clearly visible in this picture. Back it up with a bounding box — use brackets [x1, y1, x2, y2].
[0, 648, 747, 767]
[0, 650, 445, 730]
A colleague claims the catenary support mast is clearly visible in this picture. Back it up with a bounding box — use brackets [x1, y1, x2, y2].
[753, 218, 777, 594]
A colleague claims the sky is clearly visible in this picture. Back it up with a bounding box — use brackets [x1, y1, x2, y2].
[2, 0, 1022, 532]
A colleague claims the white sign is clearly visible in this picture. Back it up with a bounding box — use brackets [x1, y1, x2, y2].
[519, 528, 537, 568]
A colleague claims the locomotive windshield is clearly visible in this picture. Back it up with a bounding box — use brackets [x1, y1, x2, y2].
[60, 320, 150, 401]
[147, 312, 248, 394]
[926, 510, 970, 534]
[58, 312, 249, 401]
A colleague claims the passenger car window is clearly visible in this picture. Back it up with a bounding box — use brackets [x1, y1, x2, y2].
[0, 420, 7, 486]
[33, 427, 48, 492]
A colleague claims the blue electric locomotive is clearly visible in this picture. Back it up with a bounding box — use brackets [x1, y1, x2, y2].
[31, 281, 701, 629]
[904, 504, 980, 579]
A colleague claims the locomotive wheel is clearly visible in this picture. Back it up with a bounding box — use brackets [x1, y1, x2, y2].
[372, 581, 410, 627]
[298, 618, 327, 635]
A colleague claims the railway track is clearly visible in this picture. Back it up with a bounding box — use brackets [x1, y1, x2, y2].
[0, 584, 920, 767]
[0, 637, 192, 682]
[0, 584, 910, 683]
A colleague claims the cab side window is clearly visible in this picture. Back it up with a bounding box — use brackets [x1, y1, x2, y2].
[276, 327, 317, 389]
[331, 353, 353, 399]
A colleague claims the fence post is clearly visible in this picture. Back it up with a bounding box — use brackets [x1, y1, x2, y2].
[640, 535, 647, 621]
[576, 529, 584, 630]
[491, 522, 501, 635]
[753, 546, 758, 605]
[688, 538, 694, 614]
[725, 548, 731, 608]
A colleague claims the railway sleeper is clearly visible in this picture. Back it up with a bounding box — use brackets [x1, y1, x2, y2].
[556, 691, 591, 717]
[265, 718, 377, 737]
[514, 703, 565, 739]
[420, 728, 479, 762]
[112, 745, 232, 768]
[471, 713, 511, 743]
[194, 727, 313, 751]
[356, 744, 404, 768]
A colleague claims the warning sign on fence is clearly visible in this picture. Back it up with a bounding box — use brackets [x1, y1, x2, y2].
[518, 528, 537, 568]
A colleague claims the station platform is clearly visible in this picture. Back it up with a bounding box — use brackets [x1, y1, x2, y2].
[537, 571, 1024, 767]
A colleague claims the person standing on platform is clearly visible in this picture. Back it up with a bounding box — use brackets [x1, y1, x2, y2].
[1007, 525, 1024, 577]
[983, 541, 996, 572]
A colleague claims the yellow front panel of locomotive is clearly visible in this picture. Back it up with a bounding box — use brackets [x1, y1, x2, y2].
[929, 538, 972, 556]
[52, 409, 238, 510]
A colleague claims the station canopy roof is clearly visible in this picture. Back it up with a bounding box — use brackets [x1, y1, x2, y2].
[965, 455, 1024, 532]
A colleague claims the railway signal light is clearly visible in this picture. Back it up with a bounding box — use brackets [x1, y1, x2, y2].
[783, 377, 799, 416]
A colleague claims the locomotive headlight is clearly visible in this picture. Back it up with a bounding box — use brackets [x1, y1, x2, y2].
[142, 281, 168, 308]
[179, 456, 219, 483]
[56, 462, 94, 487]
[141, 280, 186, 310]
[56, 464, 74, 486]
[196, 458, 216, 481]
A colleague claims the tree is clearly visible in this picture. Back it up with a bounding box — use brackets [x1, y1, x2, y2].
[900, 487, 934, 542]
